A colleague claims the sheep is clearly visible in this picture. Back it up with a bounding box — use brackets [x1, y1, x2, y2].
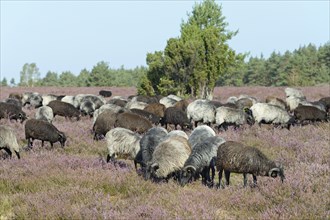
[42, 94, 59, 106]
[130, 95, 159, 104]
[105, 127, 141, 163]
[173, 99, 189, 112]
[319, 97, 330, 112]
[215, 106, 254, 131]
[93, 109, 122, 140]
[167, 130, 189, 139]
[161, 107, 192, 130]
[179, 136, 226, 187]
[250, 103, 295, 129]
[285, 87, 305, 98]
[114, 112, 153, 134]
[0, 102, 27, 123]
[167, 94, 182, 102]
[125, 100, 149, 110]
[145, 135, 191, 181]
[92, 103, 126, 125]
[35, 106, 54, 123]
[9, 92, 22, 101]
[4, 98, 22, 107]
[144, 103, 166, 118]
[47, 100, 80, 120]
[216, 141, 285, 188]
[159, 96, 178, 108]
[265, 96, 287, 110]
[134, 127, 168, 172]
[0, 125, 20, 159]
[187, 99, 216, 127]
[21, 92, 43, 108]
[107, 97, 128, 108]
[79, 100, 96, 117]
[130, 108, 161, 125]
[73, 94, 105, 111]
[99, 90, 112, 97]
[293, 105, 328, 125]
[236, 97, 255, 110]
[188, 125, 215, 149]
[60, 95, 75, 106]
[25, 119, 67, 148]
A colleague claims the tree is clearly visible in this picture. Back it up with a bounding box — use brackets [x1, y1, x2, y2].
[88, 61, 113, 86]
[59, 71, 77, 86]
[9, 78, 16, 87]
[19, 63, 40, 87]
[1, 77, 8, 86]
[41, 71, 59, 86]
[141, 0, 241, 99]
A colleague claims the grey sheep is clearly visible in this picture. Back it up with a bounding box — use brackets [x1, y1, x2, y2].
[4, 98, 22, 107]
[73, 94, 105, 111]
[216, 141, 285, 187]
[159, 96, 178, 108]
[188, 125, 215, 149]
[284, 87, 305, 98]
[35, 106, 54, 123]
[134, 127, 168, 172]
[161, 107, 192, 130]
[25, 119, 67, 148]
[42, 94, 59, 106]
[125, 100, 148, 110]
[265, 96, 287, 110]
[187, 99, 216, 127]
[22, 92, 43, 108]
[114, 112, 153, 134]
[93, 109, 123, 140]
[130, 95, 159, 104]
[179, 136, 225, 187]
[215, 106, 254, 131]
[0, 102, 27, 123]
[250, 103, 295, 129]
[0, 125, 21, 159]
[79, 100, 95, 117]
[47, 100, 80, 120]
[92, 103, 126, 125]
[107, 98, 128, 108]
[293, 105, 328, 124]
[145, 135, 191, 181]
[144, 103, 166, 118]
[105, 127, 141, 163]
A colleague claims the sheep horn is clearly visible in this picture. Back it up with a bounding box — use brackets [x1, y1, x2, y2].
[269, 168, 280, 178]
[185, 165, 196, 173]
[151, 163, 159, 171]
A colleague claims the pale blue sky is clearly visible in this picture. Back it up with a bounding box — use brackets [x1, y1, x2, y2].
[1, 1, 329, 83]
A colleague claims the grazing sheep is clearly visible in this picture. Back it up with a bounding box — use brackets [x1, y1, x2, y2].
[144, 103, 166, 118]
[92, 103, 126, 125]
[216, 141, 285, 187]
[319, 97, 330, 112]
[250, 103, 295, 129]
[130, 108, 161, 125]
[180, 136, 226, 187]
[173, 99, 189, 112]
[73, 94, 105, 111]
[236, 97, 255, 110]
[187, 99, 216, 127]
[105, 127, 141, 163]
[9, 93, 22, 101]
[167, 130, 189, 139]
[4, 98, 22, 107]
[145, 135, 191, 181]
[134, 127, 168, 172]
[293, 105, 328, 124]
[125, 100, 149, 110]
[35, 106, 54, 123]
[0, 125, 20, 159]
[285, 87, 305, 98]
[42, 94, 59, 106]
[60, 95, 75, 106]
[161, 107, 192, 130]
[265, 96, 287, 110]
[159, 96, 178, 108]
[131, 95, 159, 104]
[215, 106, 254, 131]
[167, 94, 182, 102]
[0, 102, 27, 122]
[114, 112, 153, 133]
[107, 98, 128, 108]
[99, 90, 112, 97]
[188, 125, 215, 149]
[47, 100, 80, 120]
[25, 119, 66, 148]
[93, 110, 122, 140]
[79, 100, 95, 117]
[21, 92, 43, 108]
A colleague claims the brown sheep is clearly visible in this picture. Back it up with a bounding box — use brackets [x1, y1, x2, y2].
[144, 103, 166, 118]
[114, 112, 152, 134]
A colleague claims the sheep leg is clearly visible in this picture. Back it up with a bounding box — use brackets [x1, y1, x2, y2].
[224, 170, 231, 186]
[217, 169, 224, 189]
[3, 148, 12, 158]
[252, 175, 257, 186]
[15, 151, 20, 159]
[41, 140, 44, 147]
[243, 173, 248, 187]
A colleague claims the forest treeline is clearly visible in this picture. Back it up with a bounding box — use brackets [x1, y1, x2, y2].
[3, 42, 328, 88]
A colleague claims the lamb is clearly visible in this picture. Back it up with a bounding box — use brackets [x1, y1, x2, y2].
[144, 103, 166, 118]
[179, 136, 226, 187]
[293, 105, 328, 124]
[130, 108, 161, 125]
[188, 125, 215, 149]
[215, 106, 254, 131]
[0, 125, 21, 159]
[0, 102, 27, 123]
[187, 99, 216, 127]
[134, 127, 168, 172]
[25, 119, 67, 148]
[216, 141, 285, 187]
[161, 107, 192, 130]
[250, 103, 295, 129]
[114, 112, 153, 134]
[99, 90, 112, 97]
[145, 135, 191, 181]
[105, 127, 141, 163]
[35, 106, 54, 123]
[47, 100, 80, 120]
[93, 109, 122, 140]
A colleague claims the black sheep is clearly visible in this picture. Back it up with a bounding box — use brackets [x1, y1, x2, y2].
[99, 90, 112, 97]
[161, 107, 192, 130]
[47, 100, 80, 120]
[0, 102, 27, 123]
[293, 105, 328, 124]
[114, 112, 152, 134]
[130, 108, 161, 125]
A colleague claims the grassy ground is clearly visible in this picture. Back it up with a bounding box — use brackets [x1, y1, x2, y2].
[0, 86, 329, 219]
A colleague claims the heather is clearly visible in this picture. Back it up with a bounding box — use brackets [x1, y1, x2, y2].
[0, 86, 329, 219]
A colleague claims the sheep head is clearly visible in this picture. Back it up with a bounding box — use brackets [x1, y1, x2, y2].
[58, 133, 67, 147]
[179, 165, 196, 187]
[268, 165, 285, 183]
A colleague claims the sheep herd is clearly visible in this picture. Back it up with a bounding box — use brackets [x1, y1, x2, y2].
[0, 87, 329, 188]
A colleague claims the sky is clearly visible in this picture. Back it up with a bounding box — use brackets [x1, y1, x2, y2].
[1, 0, 329, 83]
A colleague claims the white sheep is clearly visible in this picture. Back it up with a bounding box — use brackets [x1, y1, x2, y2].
[35, 106, 54, 123]
[187, 99, 216, 127]
[0, 125, 21, 159]
[105, 127, 142, 163]
[215, 106, 254, 131]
